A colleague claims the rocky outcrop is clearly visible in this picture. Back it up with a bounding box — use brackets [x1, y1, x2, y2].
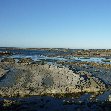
[31, 60, 47, 65]
[1, 58, 15, 63]
[0, 62, 107, 97]
[18, 58, 33, 64]
[77, 71, 106, 92]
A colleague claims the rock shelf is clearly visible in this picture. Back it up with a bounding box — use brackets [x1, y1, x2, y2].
[0, 59, 107, 97]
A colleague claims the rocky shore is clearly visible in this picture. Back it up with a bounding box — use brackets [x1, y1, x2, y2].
[1, 48, 111, 110]
[57, 61, 111, 85]
[0, 58, 108, 97]
[0, 57, 111, 111]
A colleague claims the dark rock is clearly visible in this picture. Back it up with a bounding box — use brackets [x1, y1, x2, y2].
[1, 58, 15, 63]
[18, 58, 33, 64]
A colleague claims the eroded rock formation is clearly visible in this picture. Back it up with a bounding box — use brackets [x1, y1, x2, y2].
[0, 61, 107, 97]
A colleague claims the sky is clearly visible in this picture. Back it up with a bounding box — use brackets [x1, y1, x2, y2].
[0, 0, 111, 49]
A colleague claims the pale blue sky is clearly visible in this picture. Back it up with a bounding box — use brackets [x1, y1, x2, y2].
[0, 0, 111, 48]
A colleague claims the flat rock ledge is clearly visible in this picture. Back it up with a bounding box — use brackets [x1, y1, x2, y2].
[0, 62, 107, 97]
